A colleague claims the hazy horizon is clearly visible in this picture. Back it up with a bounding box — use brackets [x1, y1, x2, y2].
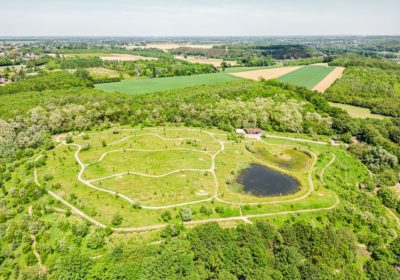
[1, 0, 399, 37]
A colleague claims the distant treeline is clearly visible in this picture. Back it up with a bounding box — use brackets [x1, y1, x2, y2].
[171, 44, 317, 66]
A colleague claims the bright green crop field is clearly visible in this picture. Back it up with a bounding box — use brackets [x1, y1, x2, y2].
[278, 65, 336, 89]
[95, 72, 243, 95]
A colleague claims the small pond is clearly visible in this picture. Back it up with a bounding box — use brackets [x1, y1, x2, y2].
[236, 164, 300, 197]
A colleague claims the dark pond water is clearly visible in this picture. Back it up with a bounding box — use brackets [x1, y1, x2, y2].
[236, 164, 300, 197]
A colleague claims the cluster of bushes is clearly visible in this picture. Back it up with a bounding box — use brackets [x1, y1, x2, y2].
[378, 187, 400, 211]
[0, 56, 22, 67]
[239, 56, 275, 67]
[283, 57, 325, 66]
[46, 57, 103, 70]
[105, 58, 217, 78]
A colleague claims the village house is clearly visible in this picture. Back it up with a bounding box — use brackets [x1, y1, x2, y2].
[0, 76, 7, 84]
[236, 128, 263, 139]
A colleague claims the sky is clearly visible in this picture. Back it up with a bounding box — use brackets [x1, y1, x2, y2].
[0, 0, 399, 36]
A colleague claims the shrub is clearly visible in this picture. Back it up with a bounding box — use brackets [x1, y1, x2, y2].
[111, 214, 123, 226]
[378, 187, 398, 209]
[215, 206, 225, 214]
[66, 135, 74, 144]
[72, 222, 90, 238]
[200, 205, 213, 216]
[180, 208, 192, 222]
[161, 222, 184, 238]
[81, 143, 91, 151]
[132, 202, 142, 209]
[43, 174, 54, 181]
[86, 230, 105, 249]
[161, 210, 172, 222]
[65, 209, 72, 217]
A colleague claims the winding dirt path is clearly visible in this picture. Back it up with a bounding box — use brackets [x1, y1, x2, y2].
[320, 154, 336, 185]
[28, 205, 47, 274]
[55, 130, 225, 209]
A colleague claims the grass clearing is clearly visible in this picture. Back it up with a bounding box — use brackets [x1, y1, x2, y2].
[252, 142, 312, 172]
[329, 102, 386, 119]
[83, 149, 212, 179]
[93, 170, 215, 206]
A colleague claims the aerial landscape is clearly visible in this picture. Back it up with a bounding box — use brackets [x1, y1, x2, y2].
[1, 0, 400, 279]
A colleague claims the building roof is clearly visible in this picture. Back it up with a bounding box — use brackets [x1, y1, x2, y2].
[244, 128, 262, 134]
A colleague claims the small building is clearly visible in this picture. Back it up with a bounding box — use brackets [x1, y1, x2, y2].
[236, 128, 263, 139]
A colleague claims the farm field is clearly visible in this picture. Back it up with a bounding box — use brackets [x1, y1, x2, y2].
[329, 102, 386, 119]
[95, 72, 242, 94]
[30, 126, 360, 230]
[95, 65, 345, 95]
[228, 65, 344, 92]
[277, 65, 337, 89]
